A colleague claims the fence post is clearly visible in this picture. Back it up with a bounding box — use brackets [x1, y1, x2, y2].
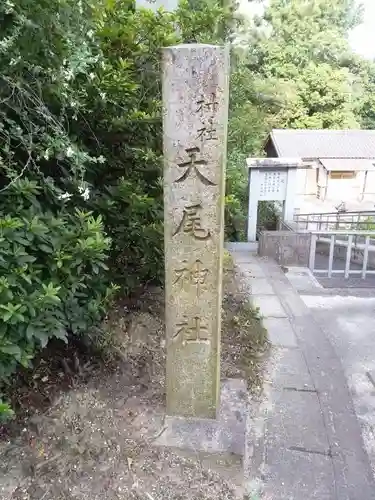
[309, 234, 317, 271]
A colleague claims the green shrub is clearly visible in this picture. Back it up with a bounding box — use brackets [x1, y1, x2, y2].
[73, 0, 229, 289]
[0, 179, 114, 379]
[225, 194, 247, 241]
[0, 0, 232, 387]
[225, 154, 249, 241]
[0, 399, 14, 423]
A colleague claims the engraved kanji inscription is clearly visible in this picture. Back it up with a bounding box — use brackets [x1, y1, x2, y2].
[173, 316, 209, 345]
[175, 147, 215, 186]
[173, 259, 209, 295]
[196, 93, 218, 116]
[173, 204, 211, 240]
[197, 117, 218, 142]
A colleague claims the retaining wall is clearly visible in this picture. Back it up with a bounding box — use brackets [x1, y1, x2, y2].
[258, 231, 312, 267]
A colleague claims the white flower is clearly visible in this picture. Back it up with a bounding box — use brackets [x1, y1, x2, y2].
[64, 68, 74, 81]
[99, 92, 106, 100]
[78, 184, 90, 200]
[66, 146, 74, 158]
[5, 0, 14, 14]
[89, 73, 95, 80]
[58, 192, 73, 201]
[81, 188, 90, 200]
[10, 56, 20, 66]
[97, 155, 106, 164]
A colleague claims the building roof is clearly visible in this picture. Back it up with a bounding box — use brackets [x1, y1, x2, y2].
[246, 158, 309, 169]
[319, 158, 375, 172]
[269, 129, 375, 159]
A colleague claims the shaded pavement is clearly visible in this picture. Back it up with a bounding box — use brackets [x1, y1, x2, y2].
[300, 293, 375, 479]
[229, 246, 375, 500]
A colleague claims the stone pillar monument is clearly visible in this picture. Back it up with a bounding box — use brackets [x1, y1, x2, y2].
[162, 44, 229, 419]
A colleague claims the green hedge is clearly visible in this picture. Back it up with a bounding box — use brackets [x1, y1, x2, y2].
[0, 179, 115, 380]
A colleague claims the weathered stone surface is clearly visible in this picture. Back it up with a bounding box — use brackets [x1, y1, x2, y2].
[249, 278, 274, 295]
[262, 447, 335, 500]
[240, 250, 375, 500]
[251, 295, 287, 318]
[263, 317, 298, 348]
[270, 347, 315, 390]
[258, 231, 312, 267]
[155, 379, 247, 455]
[162, 44, 229, 418]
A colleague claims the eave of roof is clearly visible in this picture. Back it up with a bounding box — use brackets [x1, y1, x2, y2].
[266, 129, 375, 160]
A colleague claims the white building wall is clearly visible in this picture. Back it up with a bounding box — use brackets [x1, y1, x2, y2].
[363, 170, 375, 200]
[296, 168, 307, 195]
[325, 174, 363, 201]
[280, 159, 375, 210]
[296, 167, 317, 195]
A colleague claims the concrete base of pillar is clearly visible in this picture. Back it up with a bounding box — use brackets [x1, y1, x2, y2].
[154, 378, 247, 456]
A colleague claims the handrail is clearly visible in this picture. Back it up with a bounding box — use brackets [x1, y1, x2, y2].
[279, 220, 294, 231]
[295, 210, 375, 218]
[293, 210, 375, 232]
[309, 230, 375, 235]
[308, 230, 375, 279]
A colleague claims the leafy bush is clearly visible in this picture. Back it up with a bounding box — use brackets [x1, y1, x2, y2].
[0, 0, 120, 384]
[0, 179, 114, 379]
[257, 201, 279, 232]
[0, 399, 14, 423]
[73, 0, 230, 289]
[0, 0, 231, 386]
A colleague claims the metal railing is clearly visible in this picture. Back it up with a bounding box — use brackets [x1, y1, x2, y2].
[309, 231, 375, 279]
[294, 211, 375, 232]
[278, 220, 294, 231]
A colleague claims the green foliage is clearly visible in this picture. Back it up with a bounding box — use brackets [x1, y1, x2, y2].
[225, 61, 282, 240]
[0, 0, 117, 383]
[0, 399, 14, 423]
[0, 0, 231, 386]
[0, 179, 114, 378]
[73, 1, 175, 291]
[224, 0, 375, 240]
[70, 0, 230, 289]
[244, 0, 364, 128]
[0, 0, 100, 188]
[357, 61, 375, 130]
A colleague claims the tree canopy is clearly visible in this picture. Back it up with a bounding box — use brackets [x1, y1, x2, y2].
[225, 0, 375, 238]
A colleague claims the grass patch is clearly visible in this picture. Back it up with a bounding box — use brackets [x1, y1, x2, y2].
[221, 251, 269, 394]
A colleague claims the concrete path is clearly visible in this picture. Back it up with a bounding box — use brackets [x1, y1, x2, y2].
[229, 248, 375, 500]
[286, 267, 375, 478]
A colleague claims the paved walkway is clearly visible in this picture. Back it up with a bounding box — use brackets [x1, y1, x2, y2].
[286, 267, 375, 477]
[229, 248, 375, 500]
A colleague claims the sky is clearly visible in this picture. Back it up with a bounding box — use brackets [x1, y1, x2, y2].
[350, 0, 375, 59]
[237, 0, 375, 60]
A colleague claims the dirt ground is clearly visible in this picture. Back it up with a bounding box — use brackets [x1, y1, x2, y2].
[0, 255, 269, 500]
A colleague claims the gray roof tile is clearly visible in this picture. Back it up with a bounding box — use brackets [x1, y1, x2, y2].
[269, 129, 375, 159]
